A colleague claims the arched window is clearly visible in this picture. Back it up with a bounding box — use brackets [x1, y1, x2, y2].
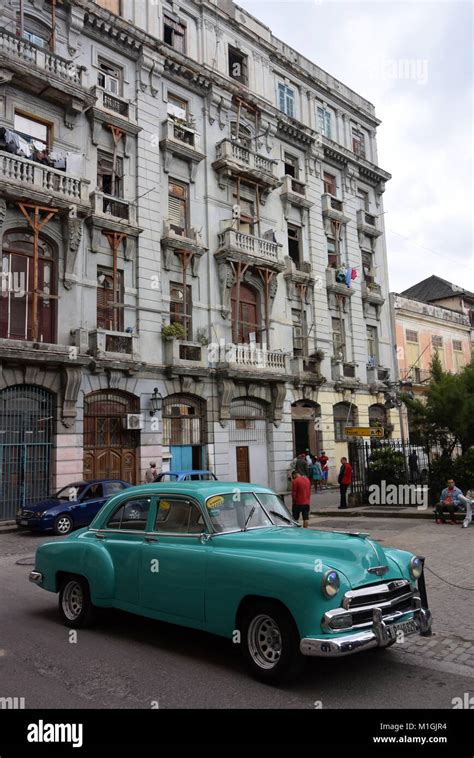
[369, 404, 387, 428]
[231, 283, 260, 343]
[1, 231, 56, 343]
[162, 395, 206, 447]
[334, 402, 357, 442]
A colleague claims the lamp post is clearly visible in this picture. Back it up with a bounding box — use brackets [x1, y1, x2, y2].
[149, 387, 163, 417]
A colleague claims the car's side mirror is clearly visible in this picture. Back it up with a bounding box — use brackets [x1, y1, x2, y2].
[200, 533, 212, 544]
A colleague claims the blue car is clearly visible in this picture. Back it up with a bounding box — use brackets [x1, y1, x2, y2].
[15, 479, 130, 535]
[154, 470, 218, 482]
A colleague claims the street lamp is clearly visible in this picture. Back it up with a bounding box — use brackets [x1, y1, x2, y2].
[149, 387, 163, 417]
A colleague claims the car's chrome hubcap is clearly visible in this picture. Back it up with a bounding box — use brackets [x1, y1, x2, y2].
[248, 614, 282, 669]
[62, 581, 83, 621]
[57, 517, 71, 534]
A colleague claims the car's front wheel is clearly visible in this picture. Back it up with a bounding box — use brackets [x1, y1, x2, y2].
[58, 575, 96, 628]
[240, 601, 304, 684]
[53, 514, 73, 535]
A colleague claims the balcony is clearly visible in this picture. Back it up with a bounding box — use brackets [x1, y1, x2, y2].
[90, 191, 137, 225]
[216, 342, 290, 374]
[0, 31, 92, 115]
[160, 118, 205, 182]
[290, 356, 326, 385]
[321, 193, 350, 224]
[212, 139, 281, 197]
[367, 365, 390, 392]
[163, 338, 208, 371]
[325, 267, 355, 311]
[361, 280, 385, 306]
[0, 151, 89, 210]
[357, 209, 382, 238]
[280, 175, 313, 218]
[216, 228, 284, 273]
[161, 223, 207, 275]
[88, 329, 140, 361]
[332, 360, 360, 390]
[399, 368, 431, 385]
[91, 86, 136, 121]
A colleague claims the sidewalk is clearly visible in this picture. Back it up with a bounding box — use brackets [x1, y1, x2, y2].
[281, 486, 460, 522]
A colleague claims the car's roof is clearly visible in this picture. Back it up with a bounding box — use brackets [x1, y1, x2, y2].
[62, 479, 127, 487]
[161, 470, 214, 475]
[114, 481, 275, 498]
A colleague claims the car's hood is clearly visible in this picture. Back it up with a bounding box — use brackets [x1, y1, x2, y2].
[24, 498, 63, 512]
[214, 527, 406, 587]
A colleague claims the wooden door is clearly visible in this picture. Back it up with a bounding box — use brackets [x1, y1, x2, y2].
[236, 446, 250, 482]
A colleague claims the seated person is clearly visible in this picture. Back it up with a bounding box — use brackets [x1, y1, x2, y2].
[458, 488, 474, 529]
[435, 478, 463, 524]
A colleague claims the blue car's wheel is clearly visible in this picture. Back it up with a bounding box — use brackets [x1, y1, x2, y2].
[59, 575, 96, 628]
[53, 514, 73, 536]
[240, 600, 304, 684]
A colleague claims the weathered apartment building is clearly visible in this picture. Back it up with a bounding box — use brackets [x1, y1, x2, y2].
[0, 0, 398, 519]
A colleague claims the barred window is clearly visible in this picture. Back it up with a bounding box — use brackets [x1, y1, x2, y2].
[406, 330, 418, 343]
[453, 340, 462, 351]
[432, 335, 443, 348]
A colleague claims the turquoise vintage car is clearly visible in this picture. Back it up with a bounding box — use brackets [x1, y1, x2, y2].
[30, 482, 432, 682]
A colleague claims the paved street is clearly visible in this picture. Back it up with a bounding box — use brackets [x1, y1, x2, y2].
[0, 516, 472, 710]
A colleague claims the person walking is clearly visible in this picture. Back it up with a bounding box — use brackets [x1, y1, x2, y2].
[291, 470, 311, 528]
[435, 478, 462, 524]
[145, 462, 158, 483]
[294, 452, 309, 478]
[338, 457, 352, 510]
[309, 456, 323, 493]
[319, 451, 329, 488]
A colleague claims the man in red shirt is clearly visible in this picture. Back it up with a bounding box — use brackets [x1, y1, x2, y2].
[338, 457, 353, 509]
[291, 471, 311, 528]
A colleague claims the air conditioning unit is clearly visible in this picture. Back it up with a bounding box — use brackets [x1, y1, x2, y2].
[124, 413, 144, 430]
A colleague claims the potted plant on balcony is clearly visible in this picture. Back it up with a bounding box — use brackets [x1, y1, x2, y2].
[161, 322, 187, 341]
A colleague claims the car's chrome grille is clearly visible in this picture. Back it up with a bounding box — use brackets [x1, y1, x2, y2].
[323, 580, 417, 632]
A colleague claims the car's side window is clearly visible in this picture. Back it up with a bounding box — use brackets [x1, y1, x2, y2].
[154, 498, 205, 534]
[83, 484, 104, 500]
[106, 497, 152, 531]
[106, 481, 127, 495]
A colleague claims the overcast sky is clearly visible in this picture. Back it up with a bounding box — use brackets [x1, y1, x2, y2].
[238, 0, 473, 294]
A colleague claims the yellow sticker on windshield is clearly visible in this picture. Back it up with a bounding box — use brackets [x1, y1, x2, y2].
[207, 496, 224, 509]
[158, 500, 170, 510]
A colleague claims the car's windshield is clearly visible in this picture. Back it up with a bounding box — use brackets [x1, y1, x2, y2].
[55, 484, 88, 501]
[256, 493, 296, 526]
[205, 491, 294, 533]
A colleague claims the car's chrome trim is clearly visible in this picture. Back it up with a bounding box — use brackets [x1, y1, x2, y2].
[342, 580, 409, 609]
[29, 571, 43, 585]
[323, 591, 416, 631]
[301, 607, 432, 657]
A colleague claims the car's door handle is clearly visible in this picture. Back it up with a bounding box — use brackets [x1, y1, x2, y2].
[145, 535, 158, 543]
[95, 532, 106, 539]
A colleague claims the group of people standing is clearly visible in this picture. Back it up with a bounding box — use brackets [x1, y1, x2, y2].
[290, 450, 353, 528]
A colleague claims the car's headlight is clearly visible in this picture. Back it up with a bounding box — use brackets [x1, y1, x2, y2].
[322, 570, 340, 598]
[35, 511, 47, 519]
[409, 556, 423, 580]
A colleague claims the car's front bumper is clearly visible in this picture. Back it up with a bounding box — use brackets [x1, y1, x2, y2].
[29, 571, 43, 585]
[300, 606, 432, 657]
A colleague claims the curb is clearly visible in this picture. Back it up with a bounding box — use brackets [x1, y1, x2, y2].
[309, 509, 464, 521]
[0, 522, 19, 534]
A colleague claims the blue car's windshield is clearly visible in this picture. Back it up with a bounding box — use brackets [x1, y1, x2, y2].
[205, 492, 295, 533]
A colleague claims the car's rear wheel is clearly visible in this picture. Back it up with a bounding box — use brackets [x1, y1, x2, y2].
[53, 514, 73, 536]
[58, 575, 96, 628]
[240, 601, 304, 684]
